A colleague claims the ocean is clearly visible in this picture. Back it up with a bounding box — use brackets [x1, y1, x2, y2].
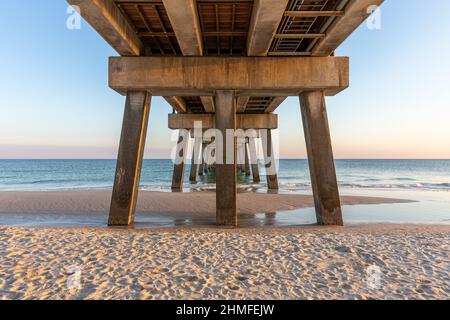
[0, 159, 449, 225]
[0, 159, 448, 193]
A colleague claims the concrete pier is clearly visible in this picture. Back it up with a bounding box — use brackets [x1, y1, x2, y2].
[108, 92, 151, 226]
[215, 91, 237, 227]
[248, 137, 261, 183]
[171, 130, 189, 191]
[189, 137, 201, 182]
[261, 129, 279, 191]
[71, 0, 382, 227]
[300, 91, 343, 226]
[244, 140, 251, 176]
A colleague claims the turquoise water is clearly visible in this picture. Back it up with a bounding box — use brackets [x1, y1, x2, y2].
[0, 159, 449, 225]
[0, 159, 449, 192]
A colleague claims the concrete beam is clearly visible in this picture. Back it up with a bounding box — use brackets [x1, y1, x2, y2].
[300, 91, 343, 225]
[162, 0, 203, 56]
[109, 57, 349, 96]
[237, 96, 250, 113]
[168, 113, 278, 130]
[312, 0, 385, 56]
[67, 0, 143, 56]
[200, 96, 215, 113]
[108, 91, 151, 226]
[247, 0, 290, 56]
[265, 97, 286, 113]
[164, 96, 187, 113]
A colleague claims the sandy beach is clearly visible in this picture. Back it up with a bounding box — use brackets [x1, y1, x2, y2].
[0, 224, 448, 300]
[0, 191, 448, 300]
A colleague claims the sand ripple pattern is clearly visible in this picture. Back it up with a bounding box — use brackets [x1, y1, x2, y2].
[0, 225, 449, 300]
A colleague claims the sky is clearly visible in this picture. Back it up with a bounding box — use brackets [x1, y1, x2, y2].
[0, 0, 449, 159]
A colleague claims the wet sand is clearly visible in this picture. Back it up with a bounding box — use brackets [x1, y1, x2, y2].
[0, 190, 414, 227]
[0, 190, 414, 215]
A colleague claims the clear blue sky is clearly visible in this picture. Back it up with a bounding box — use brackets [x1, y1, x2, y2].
[0, 0, 449, 159]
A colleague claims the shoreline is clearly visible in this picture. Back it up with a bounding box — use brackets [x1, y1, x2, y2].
[0, 190, 414, 214]
[0, 190, 418, 228]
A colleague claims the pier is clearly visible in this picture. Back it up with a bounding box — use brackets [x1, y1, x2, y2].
[68, 0, 384, 227]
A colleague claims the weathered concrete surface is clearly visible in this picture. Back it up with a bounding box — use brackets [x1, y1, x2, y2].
[265, 97, 286, 113]
[237, 96, 250, 113]
[163, 96, 187, 113]
[67, 0, 143, 56]
[162, 0, 203, 56]
[248, 137, 261, 183]
[300, 91, 343, 226]
[247, 0, 290, 56]
[109, 57, 349, 96]
[171, 130, 189, 191]
[244, 142, 251, 176]
[312, 0, 385, 56]
[200, 96, 215, 113]
[261, 129, 279, 191]
[215, 91, 237, 227]
[109, 92, 151, 226]
[168, 113, 278, 130]
[189, 137, 202, 182]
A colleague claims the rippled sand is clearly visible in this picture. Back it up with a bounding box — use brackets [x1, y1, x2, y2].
[0, 224, 448, 300]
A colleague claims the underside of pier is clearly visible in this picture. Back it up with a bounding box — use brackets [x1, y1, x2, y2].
[68, 0, 384, 227]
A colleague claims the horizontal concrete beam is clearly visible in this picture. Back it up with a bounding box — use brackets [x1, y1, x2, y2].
[168, 113, 278, 130]
[109, 57, 349, 96]
[162, 0, 203, 56]
[163, 96, 187, 113]
[200, 96, 215, 112]
[312, 0, 385, 56]
[246, 0, 290, 56]
[67, 0, 143, 56]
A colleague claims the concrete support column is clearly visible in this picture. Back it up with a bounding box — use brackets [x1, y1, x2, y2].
[109, 91, 151, 226]
[248, 137, 260, 183]
[215, 90, 237, 227]
[261, 129, 279, 191]
[189, 137, 202, 182]
[300, 91, 343, 226]
[171, 130, 189, 191]
[244, 140, 251, 176]
[199, 142, 205, 176]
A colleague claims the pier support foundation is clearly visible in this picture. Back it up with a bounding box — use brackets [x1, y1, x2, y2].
[108, 92, 151, 226]
[300, 91, 343, 226]
[215, 91, 237, 227]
